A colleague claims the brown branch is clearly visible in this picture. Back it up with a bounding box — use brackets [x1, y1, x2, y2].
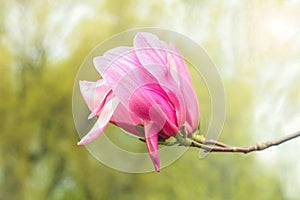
[186, 130, 300, 153]
[138, 129, 300, 154]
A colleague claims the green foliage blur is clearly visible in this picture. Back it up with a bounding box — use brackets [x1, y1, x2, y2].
[1, 0, 296, 199]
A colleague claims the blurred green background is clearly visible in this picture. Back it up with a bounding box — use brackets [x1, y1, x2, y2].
[1, 0, 300, 199]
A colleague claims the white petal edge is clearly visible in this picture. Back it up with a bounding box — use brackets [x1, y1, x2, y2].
[77, 96, 120, 145]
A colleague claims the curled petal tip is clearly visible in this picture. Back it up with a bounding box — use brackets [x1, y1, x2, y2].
[88, 112, 96, 119]
[155, 165, 160, 172]
[77, 140, 84, 146]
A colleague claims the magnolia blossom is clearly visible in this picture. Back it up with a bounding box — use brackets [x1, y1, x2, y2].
[78, 32, 199, 172]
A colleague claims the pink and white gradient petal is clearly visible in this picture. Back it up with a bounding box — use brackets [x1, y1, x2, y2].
[77, 96, 119, 146]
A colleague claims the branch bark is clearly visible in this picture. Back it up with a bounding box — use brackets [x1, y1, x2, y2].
[176, 130, 300, 154]
[139, 129, 300, 154]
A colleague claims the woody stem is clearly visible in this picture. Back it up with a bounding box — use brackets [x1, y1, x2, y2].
[185, 130, 300, 153]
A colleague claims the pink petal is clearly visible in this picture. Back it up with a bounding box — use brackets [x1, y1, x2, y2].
[134, 32, 191, 83]
[167, 47, 199, 133]
[144, 121, 160, 172]
[79, 80, 112, 119]
[128, 84, 178, 137]
[93, 44, 179, 138]
[134, 33, 187, 127]
[110, 103, 143, 137]
[94, 47, 159, 110]
[93, 47, 143, 90]
[180, 79, 200, 134]
[77, 96, 119, 145]
[134, 32, 169, 66]
[134, 32, 199, 133]
[168, 43, 191, 83]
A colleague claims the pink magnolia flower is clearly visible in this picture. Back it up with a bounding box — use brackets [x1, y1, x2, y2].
[78, 32, 199, 172]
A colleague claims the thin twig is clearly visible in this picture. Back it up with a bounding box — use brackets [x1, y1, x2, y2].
[137, 129, 300, 154]
[192, 134, 230, 148]
[188, 130, 300, 154]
